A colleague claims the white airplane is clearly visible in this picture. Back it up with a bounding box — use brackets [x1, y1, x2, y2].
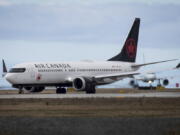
[2, 18, 176, 94]
[129, 63, 180, 88]
[129, 73, 169, 88]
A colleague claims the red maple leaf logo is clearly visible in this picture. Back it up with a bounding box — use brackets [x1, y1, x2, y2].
[36, 74, 42, 81]
[125, 39, 136, 58]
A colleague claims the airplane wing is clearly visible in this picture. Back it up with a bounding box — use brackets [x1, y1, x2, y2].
[94, 71, 139, 81]
[64, 72, 139, 85]
[132, 59, 177, 68]
[133, 61, 180, 75]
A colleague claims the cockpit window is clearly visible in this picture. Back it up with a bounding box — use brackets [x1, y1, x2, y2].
[9, 68, 26, 73]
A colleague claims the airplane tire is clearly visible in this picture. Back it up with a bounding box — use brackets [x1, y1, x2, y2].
[56, 88, 66, 94]
[86, 85, 96, 94]
[18, 89, 24, 94]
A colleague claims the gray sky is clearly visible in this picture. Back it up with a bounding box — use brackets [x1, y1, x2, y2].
[0, 0, 179, 87]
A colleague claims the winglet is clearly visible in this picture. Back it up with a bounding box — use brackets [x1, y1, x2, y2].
[2, 59, 7, 77]
[176, 63, 180, 69]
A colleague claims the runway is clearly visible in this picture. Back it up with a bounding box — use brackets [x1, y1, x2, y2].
[1, 92, 180, 135]
[0, 92, 180, 99]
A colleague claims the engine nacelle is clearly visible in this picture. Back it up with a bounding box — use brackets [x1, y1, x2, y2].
[129, 79, 135, 86]
[163, 79, 169, 86]
[72, 77, 92, 91]
[24, 86, 45, 92]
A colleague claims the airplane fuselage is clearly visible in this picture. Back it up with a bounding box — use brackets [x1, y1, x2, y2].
[5, 61, 137, 87]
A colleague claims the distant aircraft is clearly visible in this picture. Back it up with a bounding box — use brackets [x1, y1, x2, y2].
[129, 63, 180, 88]
[129, 73, 169, 88]
[2, 18, 176, 94]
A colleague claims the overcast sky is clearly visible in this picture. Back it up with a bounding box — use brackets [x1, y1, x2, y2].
[0, 0, 179, 87]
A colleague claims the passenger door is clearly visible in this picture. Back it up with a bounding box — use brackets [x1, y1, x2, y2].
[30, 67, 36, 79]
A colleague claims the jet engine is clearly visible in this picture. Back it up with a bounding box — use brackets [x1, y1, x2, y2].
[72, 77, 95, 93]
[24, 86, 45, 92]
[73, 77, 88, 91]
[129, 79, 135, 86]
[129, 79, 139, 88]
[163, 79, 169, 86]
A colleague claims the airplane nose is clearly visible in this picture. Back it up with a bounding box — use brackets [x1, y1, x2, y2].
[5, 74, 16, 84]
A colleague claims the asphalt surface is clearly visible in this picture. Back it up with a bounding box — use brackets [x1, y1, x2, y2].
[0, 90, 180, 135]
[0, 92, 180, 99]
[0, 117, 179, 135]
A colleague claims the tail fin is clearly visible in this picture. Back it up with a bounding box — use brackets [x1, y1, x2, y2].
[2, 59, 7, 77]
[108, 18, 140, 62]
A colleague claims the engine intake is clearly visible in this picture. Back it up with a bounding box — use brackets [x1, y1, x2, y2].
[129, 79, 135, 86]
[163, 79, 169, 86]
[73, 77, 86, 91]
[73, 77, 94, 91]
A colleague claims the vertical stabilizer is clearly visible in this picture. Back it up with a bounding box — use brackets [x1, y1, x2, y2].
[108, 18, 140, 62]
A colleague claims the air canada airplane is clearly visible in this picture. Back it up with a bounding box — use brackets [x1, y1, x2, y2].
[2, 18, 176, 94]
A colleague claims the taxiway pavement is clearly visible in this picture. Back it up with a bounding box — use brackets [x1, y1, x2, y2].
[0, 92, 180, 99]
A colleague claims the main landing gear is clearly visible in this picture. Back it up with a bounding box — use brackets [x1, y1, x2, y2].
[18, 87, 24, 94]
[86, 85, 96, 94]
[157, 79, 162, 87]
[56, 87, 67, 94]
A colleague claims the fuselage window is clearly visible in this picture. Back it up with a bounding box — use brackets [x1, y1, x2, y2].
[9, 68, 26, 73]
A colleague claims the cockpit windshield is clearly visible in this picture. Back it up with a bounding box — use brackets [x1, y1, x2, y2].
[9, 68, 26, 73]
